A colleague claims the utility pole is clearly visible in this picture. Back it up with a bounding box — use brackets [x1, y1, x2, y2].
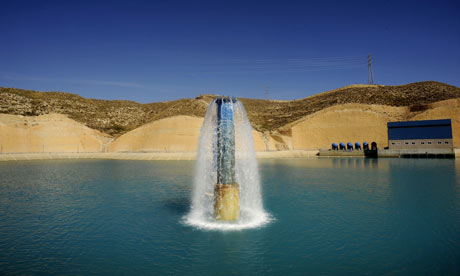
[368, 54, 375, 85]
[264, 85, 269, 100]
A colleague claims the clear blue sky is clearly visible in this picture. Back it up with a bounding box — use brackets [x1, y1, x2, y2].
[1, 0, 459, 102]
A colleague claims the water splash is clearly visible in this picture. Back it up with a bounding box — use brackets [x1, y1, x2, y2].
[184, 98, 271, 230]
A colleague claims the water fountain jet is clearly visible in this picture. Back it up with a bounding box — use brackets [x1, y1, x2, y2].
[185, 96, 270, 230]
[214, 96, 239, 220]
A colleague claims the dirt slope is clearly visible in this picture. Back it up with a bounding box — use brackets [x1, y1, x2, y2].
[1, 81, 459, 135]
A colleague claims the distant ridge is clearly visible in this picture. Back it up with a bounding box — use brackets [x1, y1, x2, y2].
[1, 81, 459, 134]
[240, 81, 460, 131]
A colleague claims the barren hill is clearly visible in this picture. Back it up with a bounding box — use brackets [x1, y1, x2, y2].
[0, 87, 208, 135]
[1, 81, 459, 135]
[239, 81, 460, 132]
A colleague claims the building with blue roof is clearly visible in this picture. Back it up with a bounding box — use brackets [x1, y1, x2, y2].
[387, 119, 453, 150]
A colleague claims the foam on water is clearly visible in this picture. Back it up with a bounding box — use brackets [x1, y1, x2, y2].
[184, 99, 271, 230]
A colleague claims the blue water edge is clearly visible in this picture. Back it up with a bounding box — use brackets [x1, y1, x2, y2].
[0, 158, 459, 275]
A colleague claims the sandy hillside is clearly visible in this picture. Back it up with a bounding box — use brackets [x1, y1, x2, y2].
[106, 115, 279, 152]
[2, 81, 460, 135]
[0, 113, 111, 153]
[1, 81, 460, 154]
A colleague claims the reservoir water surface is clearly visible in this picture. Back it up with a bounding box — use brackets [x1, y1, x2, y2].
[1, 158, 459, 275]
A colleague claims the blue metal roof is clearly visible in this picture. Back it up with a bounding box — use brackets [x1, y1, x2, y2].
[388, 119, 452, 140]
[388, 119, 451, 128]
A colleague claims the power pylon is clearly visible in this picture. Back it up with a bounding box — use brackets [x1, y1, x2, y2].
[264, 85, 269, 100]
[368, 54, 375, 85]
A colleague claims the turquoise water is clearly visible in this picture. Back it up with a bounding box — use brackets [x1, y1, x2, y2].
[0, 158, 459, 275]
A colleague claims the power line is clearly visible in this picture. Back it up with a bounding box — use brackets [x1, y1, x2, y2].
[368, 54, 375, 85]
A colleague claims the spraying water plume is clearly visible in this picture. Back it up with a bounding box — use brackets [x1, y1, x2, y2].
[185, 96, 270, 230]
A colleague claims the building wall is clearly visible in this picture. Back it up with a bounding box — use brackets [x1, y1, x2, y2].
[388, 138, 453, 150]
[410, 100, 460, 148]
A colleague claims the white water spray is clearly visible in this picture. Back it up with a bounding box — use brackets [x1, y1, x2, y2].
[184, 99, 270, 230]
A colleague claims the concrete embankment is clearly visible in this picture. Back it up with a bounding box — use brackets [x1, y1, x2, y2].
[0, 150, 319, 162]
[378, 148, 455, 158]
[319, 148, 458, 158]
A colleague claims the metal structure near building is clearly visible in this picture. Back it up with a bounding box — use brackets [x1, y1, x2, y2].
[363, 142, 369, 150]
[324, 141, 376, 157]
[387, 119, 453, 150]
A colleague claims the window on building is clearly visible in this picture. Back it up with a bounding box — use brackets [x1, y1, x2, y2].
[421, 142, 425, 145]
[411, 142, 416, 145]
[437, 141, 442, 144]
[397, 142, 401, 145]
[445, 141, 449, 144]
[428, 141, 432, 144]
[391, 142, 395, 145]
[404, 142, 409, 145]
